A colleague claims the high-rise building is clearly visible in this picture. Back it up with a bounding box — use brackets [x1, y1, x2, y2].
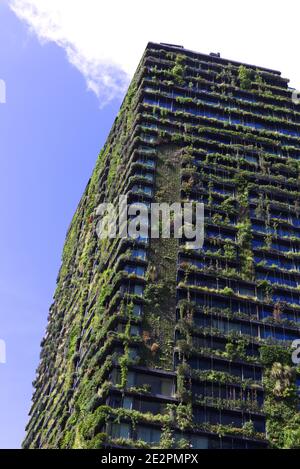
[24, 43, 300, 449]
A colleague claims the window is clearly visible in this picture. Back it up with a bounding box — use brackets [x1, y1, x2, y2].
[133, 399, 162, 414]
[132, 184, 153, 196]
[129, 372, 174, 396]
[111, 368, 121, 385]
[132, 249, 147, 260]
[109, 395, 122, 408]
[136, 158, 155, 168]
[134, 284, 144, 296]
[124, 265, 145, 276]
[132, 304, 142, 316]
[244, 154, 258, 164]
[189, 357, 262, 382]
[161, 379, 174, 396]
[239, 285, 255, 297]
[126, 371, 135, 388]
[130, 325, 140, 336]
[136, 425, 161, 444]
[110, 423, 130, 440]
[128, 348, 139, 360]
[121, 283, 144, 296]
[123, 397, 133, 410]
[190, 435, 209, 449]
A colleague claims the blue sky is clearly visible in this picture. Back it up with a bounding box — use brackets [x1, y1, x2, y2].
[0, 3, 120, 448]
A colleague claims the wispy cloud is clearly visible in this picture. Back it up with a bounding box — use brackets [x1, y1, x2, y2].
[9, 0, 132, 106]
[8, 0, 299, 106]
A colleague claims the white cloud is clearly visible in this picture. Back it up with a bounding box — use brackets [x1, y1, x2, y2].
[8, 0, 300, 106]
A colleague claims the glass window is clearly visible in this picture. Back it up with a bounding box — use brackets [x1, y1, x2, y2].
[134, 284, 144, 295]
[132, 304, 142, 316]
[130, 325, 140, 336]
[132, 184, 153, 196]
[128, 348, 138, 360]
[110, 423, 130, 439]
[135, 373, 174, 396]
[132, 249, 147, 260]
[208, 438, 221, 449]
[134, 399, 162, 414]
[126, 371, 135, 387]
[136, 425, 161, 444]
[109, 395, 122, 408]
[123, 397, 133, 410]
[125, 265, 145, 276]
[161, 378, 174, 396]
[111, 368, 121, 385]
[190, 435, 209, 449]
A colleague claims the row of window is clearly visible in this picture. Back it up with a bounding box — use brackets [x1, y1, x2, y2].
[183, 270, 300, 305]
[143, 97, 300, 147]
[144, 81, 297, 125]
[249, 191, 297, 207]
[108, 421, 264, 448]
[111, 369, 174, 396]
[196, 180, 235, 197]
[182, 273, 255, 297]
[187, 356, 262, 382]
[111, 365, 264, 408]
[250, 208, 300, 227]
[108, 394, 265, 433]
[144, 81, 300, 132]
[252, 237, 300, 254]
[251, 220, 300, 239]
[192, 382, 264, 406]
[254, 254, 300, 272]
[189, 333, 259, 357]
[109, 394, 166, 415]
[141, 109, 296, 161]
[194, 313, 300, 342]
[194, 407, 265, 433]
[256, 270, 300, 289]
[179, 291, 300, 324]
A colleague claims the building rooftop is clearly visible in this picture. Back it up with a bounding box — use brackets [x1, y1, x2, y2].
[149, 41, 285, 78]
